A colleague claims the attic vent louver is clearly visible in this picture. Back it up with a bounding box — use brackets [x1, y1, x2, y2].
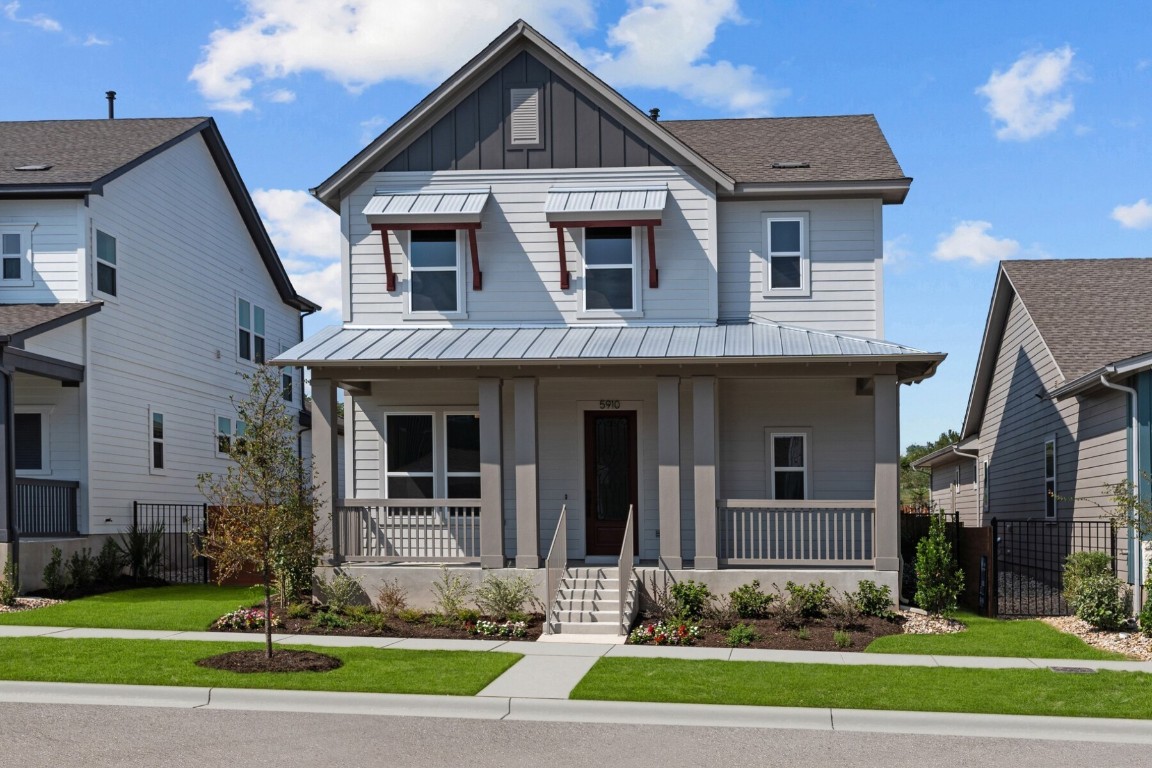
[14, 164, 52, 171]
[771, 161, 810, 169]
[509, 87, 541, 145]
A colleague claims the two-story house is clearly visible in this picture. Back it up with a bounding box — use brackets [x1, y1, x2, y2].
[279, 20, 945, 632]
[0, 116, 317, 588]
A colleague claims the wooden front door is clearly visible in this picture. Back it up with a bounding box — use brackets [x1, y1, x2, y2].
[584, 410, 638, 557]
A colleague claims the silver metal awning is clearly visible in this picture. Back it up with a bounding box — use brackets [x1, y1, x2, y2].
[544, 186, 667, 223]
[363, 188, 490, 224]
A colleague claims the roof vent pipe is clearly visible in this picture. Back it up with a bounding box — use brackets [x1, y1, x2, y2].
[648, 107, 660, 121]
[106, 91, 116, 119]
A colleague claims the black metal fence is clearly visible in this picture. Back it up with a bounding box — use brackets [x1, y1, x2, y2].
[991, 518, 1117, 617]
[132, 502, 209, 584]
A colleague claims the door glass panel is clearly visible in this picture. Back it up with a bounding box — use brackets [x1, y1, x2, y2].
[593, 416, 630, 521]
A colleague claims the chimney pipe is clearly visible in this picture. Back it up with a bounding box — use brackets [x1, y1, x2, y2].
[106, 91, 116, 119]
[648, 107, 660, 121]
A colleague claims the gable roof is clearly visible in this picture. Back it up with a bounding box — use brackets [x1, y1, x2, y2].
[0, 302, 102, 344]
[662, 115, 911, 203]
[962, 258, 1152, 437]
[0, 117, 318, 313]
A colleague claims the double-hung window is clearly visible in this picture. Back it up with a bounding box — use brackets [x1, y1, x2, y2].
[216, 415, 246, 457]
[1044, 438, 1056, 518]
[384, 412, 480, 499]
[762, 213, 809, 296]
[150, 408, 165, 472]
[583, 226, 638, 312]
[768, 431, 808, 500]
[14, 409, 49, 474]
[1, 224, 34, 286]
[238, 298, 265, 363]
[408, 231, 461, 314]
[95, 229, 117, 297]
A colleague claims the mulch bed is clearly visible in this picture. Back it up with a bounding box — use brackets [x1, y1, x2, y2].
[196, 649, 342, 673]
[635, 614, 906, 651]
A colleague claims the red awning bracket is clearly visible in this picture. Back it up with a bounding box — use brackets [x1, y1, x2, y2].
[371, 222, 483, 292]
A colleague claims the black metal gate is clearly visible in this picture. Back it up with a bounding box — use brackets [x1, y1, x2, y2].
[132, 502, 209, 584]
[991, 518, 1116, 616]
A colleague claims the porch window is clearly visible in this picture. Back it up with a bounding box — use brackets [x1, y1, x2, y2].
[238, 298, 266, 363]
[1, 225, 34, 286]
[384, 412, 480, 499]
[445, 414, 480, 498]
[150, 408, 165, 472]
[95, 229, 117, 297]
[1044, 438, 1056, 518]
[216, 415, 246, 458]
[583, 226, 638, 312]
[14, 410, 48, 473]
[769, 431, 808, 500]
[762, 213, 809, 296]
[409, 230, 461, 314]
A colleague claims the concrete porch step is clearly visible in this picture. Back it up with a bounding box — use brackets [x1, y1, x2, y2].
[551, 621, 627, 636]
[561, 579, 621, 591]
[555, 598, 624, 612]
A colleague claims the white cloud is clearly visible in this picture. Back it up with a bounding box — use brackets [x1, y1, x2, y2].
[1112, 199, 1152, 229]
[3, 1, 62, 32]
[359, 115, 390, 146]
[266, 88, 296, 103]
[883, 234, 912, 270]
[189, 0, 776, 116]
[83, 33, 110, 46]
[977, 46, 1076, 141]
[253, 188, 342, 316]
[932, 221, 1020, 265]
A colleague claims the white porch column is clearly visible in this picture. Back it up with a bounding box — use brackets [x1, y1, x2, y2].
[874, 374, 900, 572]
[692, 376, 718, 569]
[657, 376, 682, 568]
[310, 377, 340, 564]
[478, 378, 504, 568]
[514, 378, 540, 568]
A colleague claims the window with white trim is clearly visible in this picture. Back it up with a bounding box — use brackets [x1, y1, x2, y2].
[14, 408, 49, 474]
[216, 415, 246, 458]
[237, 298, 265, 363]
[408, 231, 462, 314]
[762, 213, 809, 296]
[768, 431, 808, 500]
[95, 229, 117, 297]
[582, 226, 639, 312]
[1044, 438, 1056, 519]
[982, 459, 991, 515]
[0, 224, 34, 286]
[384, 412, 480, 499]
[149, 408, 166, 473]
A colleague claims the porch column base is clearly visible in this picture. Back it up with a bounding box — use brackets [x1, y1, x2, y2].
[515, 555, 540, 569]
[660, 555, 683, 570]
[693, 556, 719, 570]
[875, 558, 900, 572]
[481, 555, 505, 569]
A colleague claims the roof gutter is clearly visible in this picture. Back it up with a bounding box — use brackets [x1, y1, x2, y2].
[1099, 374, 1142, 611]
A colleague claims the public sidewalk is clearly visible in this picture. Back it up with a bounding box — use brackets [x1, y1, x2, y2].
[2, 624, 1152, 743]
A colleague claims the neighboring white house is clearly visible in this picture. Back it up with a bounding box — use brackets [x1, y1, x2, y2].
[0, 117, 317, 587]
[278, 20, 945, 630]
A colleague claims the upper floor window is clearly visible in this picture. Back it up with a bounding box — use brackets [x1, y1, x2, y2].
[768, 430, 809, 500]
[238, 298, 265, 363]
[582, 226, 639, 313]
[408, 230, 462, 314]
[216, 414, 246, 457]
[1044, 438, 1056, 518]
[762, 213, 810, 297]
[95, 229, 117, 297]
[150, 408, 166, 473]
[1, 224, 35, 286]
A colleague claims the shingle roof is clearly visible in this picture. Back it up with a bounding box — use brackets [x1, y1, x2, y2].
[1003, 258, 1152, 381]
[661, 115, 907, 185]
[0, 302, 101, 342]
[0, 118, 206, 188]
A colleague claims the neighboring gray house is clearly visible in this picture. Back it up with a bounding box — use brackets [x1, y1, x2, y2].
[278, 20, 945, 632]
[0, 117, 317, 587]
[915, 258, 1152, 590]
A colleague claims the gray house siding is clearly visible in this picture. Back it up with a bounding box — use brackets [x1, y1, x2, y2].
[381, 50, 670, 174]
[926, 454, 980, 525]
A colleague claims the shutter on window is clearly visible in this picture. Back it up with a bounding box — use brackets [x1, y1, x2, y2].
[509, 87, 540, 145]
[14, 413, 42, 470]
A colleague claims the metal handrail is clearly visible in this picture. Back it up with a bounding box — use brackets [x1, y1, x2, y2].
[543, 505, 567, 635]
[617, 505, 635, 636]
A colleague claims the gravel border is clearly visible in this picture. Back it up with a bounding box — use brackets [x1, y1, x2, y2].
[0, 597, 65, 614]
[1040, 616, 1152, 660]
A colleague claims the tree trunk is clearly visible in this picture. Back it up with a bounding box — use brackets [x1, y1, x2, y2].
[263, 563, 273, 660]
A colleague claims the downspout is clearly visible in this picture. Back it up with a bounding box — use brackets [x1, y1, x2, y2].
[1100, 374, 1141, 614]
[0, 347, 16, 583]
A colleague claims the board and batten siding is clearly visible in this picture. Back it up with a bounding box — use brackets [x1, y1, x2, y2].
[81, 134, 303, 533]
[0, 198, 85, 303]
[344, 167, 716, 325]
[717, 198, 881, 337]
[979, 292, 1129, 533]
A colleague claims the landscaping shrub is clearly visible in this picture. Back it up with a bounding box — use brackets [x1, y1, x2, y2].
[474, 573, 537, 620]
[914, 513, 963, 615]
[706, 594, 739, 630]
[833, 630, 853, 649]
[67, 548, 95, 592]
[313, 610, 350, 630]
[116, 522, 166, 580]
[473, 619, 527, 638]
[458, 608, 481, 624]
[316, 571, 364, 613]
[1063, 551, 1114, 605]
[1139, 590, 1152, 639]
[286, 602, 313, 620]
[397, 608, 423, 624]
[846, 579, 895, 618]
[783, 580, 832, 619]
[628, 620, 701, 646]
[375, 578, 409, 617]
[1070, 573, 1129, 631]
[0, 556, 17, 606]
[826, 593, 863, 630]
[729, 580, 774, 619]
[670, 580, 713, 621]
[431, 565, 471, 619]
[724, 623, 759, 647]
[94, 538, 127, 585]
[42, 547, 68, 597]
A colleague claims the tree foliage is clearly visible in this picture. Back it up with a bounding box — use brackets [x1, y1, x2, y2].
[914, 512, 964, 615]
[899, 429, 960, 506]
[197, 365, 323, 658]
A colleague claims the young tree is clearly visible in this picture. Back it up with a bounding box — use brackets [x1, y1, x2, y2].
[197, 365, 322, 659]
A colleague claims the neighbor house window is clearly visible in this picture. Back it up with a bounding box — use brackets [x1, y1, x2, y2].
[150, 408, 165, 472]
[762, 213, 809, 295]
[982, 459, 991, 515]
[1044, 438, 1056, 519]
[95, 229, 117, 297]
[408, 231, 461, 313]
[768, 431, 808, 500]
[14, 409, 49, 473]
[282, 370, 294, 403]
[1, 224, 35, 286]
[384, 412, 480, 499]
[583, 226, 638, 312]
[237, 298, 265, 363]
[216, 415, 246, 457]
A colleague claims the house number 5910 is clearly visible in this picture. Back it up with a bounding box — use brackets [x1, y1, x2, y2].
[599, 400, 621, 410]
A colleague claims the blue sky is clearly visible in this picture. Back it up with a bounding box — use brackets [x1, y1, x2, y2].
[3, 1, 1150, 449]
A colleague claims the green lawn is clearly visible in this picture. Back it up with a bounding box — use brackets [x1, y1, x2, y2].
[0, 637, 519, 695]
[0, 586, 263, 631]
[864, 612, 1126, 660]
[571, 658, 1152, 719]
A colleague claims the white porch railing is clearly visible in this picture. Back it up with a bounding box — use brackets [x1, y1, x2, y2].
[543, 505, 567, 635]
[335, 499, 481, 563]
[718, 500, 875, 566]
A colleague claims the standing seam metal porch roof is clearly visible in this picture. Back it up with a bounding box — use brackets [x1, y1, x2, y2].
[276, 319, 943, 381]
